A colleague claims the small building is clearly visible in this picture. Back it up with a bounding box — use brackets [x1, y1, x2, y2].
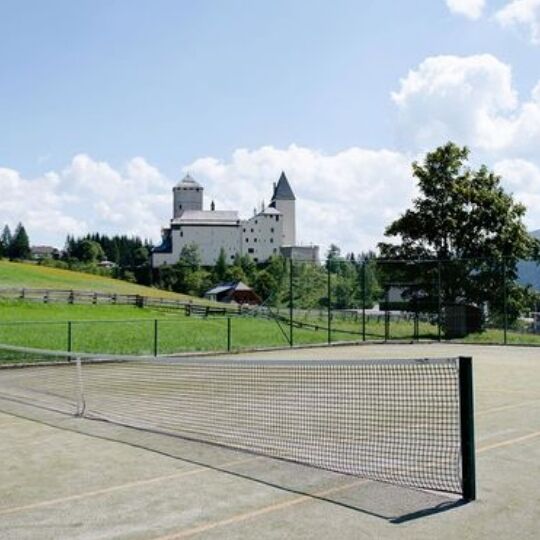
[204, 281, 262, 305]
[30, 245, 59, 260]
[279, 245, 320, 263]
[97, 260, 117, 269]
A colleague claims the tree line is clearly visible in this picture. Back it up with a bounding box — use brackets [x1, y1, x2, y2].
[153, 243, 380, 310]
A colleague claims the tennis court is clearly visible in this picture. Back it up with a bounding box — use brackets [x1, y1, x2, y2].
[0, 342, 539, 539]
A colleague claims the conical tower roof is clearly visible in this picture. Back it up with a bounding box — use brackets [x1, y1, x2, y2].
[175, 173, 202, 188]
[271, 171, 295, 201]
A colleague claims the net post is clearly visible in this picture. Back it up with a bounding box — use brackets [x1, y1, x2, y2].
[459, 356, 476, 501]
[75, 356, 85, 417]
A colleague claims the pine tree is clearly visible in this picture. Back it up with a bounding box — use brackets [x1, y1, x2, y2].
[1, 225, 12, 259]
[214, 248, 228, 282]
[10, 223, 31, 260]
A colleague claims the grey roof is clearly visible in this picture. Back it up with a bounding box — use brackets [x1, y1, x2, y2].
[205, 281, 253, 295]
[175, 173, 202, 189]
[205, 284, 233, 295]
[259, 206, 281, 215]
[271, 172, 295, 201]
[171, 209, 239, 225]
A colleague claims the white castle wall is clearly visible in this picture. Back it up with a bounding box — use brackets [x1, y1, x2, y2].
[240, 212, 284, 263]
[152, 225, 241, 267]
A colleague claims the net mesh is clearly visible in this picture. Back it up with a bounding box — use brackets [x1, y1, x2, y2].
[0, 347, 463, 495]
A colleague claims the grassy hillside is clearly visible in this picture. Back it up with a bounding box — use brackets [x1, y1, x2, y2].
[0, 259, 194, 300]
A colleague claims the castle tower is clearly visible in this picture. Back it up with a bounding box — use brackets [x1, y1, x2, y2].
[173, 174, 203, 218]
[269, 171, 296, 246]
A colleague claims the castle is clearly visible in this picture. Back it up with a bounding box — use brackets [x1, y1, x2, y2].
[151, 172, 319, 267]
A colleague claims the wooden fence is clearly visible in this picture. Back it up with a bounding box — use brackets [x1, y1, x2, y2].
[0, 287, 242, 315]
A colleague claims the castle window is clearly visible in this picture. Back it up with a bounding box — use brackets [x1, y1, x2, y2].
[180, 232, 183, 237]
[245, 238, 249, 242]
[270, 238, 273, 243]
[254, 257, 258, 262]
[248, 248, 254, 254]
[276, 216, 279, 221]
[250, 228, 254, 233]
[255, 220, 258, 224]
[270, 227, 274, 233]
[243, 228, 246, 232]
[254, 238, 257, 243]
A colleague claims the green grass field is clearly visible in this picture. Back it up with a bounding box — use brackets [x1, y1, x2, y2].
[0, 259, 194, 300]
[1, 299, 538, 362]
[1, 259, 539, 362]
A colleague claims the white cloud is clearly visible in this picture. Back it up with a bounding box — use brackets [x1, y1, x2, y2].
[495, 158, 540, 229]
[446, 0, 486, 19]
[0, 155, 171, 249]
[185, 145, 415, 255]
[495, 0, 540, 44]
[0, 147, 416, 255]
[392, 54, 540, 155]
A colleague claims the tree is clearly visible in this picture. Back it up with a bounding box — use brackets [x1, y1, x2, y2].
[0, 225, 11, 258]
[378, 142, 539, 323]
[10, 223, 31, 260]
[325, 244, 342, 273]
[214, 248, 228, 282]
[74, 239, 105, 263]
[178, 243, 201, 269]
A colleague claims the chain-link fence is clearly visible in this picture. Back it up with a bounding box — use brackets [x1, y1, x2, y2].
[1, 256, 539, 359]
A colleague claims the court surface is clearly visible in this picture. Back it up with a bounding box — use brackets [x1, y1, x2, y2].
[0, 343, 539, 539]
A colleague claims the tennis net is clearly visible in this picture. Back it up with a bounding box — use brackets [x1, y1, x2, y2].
[0, 345, 475, 499]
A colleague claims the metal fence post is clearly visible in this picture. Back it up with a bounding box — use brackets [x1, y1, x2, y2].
[227, 317, 231, 352]
[438, 261, 442, 342]
[362, 261, 366, 342]
[503, 258, 508, 345]
[327, 267, 332, 344]
[289, 258, 294, 347]
[67, 321, 72, 353]
[459, 356, 476, 501]
[153, 319, 158, 357]
[384, 288, 390, 341]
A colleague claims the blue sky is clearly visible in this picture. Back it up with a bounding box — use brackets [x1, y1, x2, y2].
[1, 0, 540, 252]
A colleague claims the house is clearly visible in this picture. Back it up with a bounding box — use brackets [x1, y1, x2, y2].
[204, 281, 262, 305]
[30, 245, 59, 260]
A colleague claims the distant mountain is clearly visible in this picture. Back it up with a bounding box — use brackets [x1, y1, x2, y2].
[517, 230, 540, 290]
